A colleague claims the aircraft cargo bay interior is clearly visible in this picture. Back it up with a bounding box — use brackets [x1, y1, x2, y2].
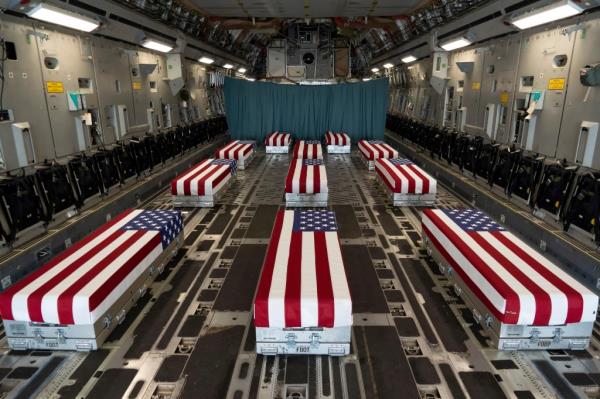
[0, 1, 600, 398]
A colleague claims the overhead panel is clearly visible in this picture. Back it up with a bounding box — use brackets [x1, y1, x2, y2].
[193, 0, 419, 17]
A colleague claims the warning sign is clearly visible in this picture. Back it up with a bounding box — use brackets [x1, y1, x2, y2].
[132, 82, 142, 90]
[46, 81, 64, 93]
[547, 78, 565, 90]
[500, 91, 510, 105]
[471, 82, 481, 90]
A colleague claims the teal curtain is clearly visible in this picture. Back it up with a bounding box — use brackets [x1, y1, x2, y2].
[223, 77, 389, 141]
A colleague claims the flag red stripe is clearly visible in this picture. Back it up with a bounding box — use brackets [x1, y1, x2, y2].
[57, 230, 148, 324]
[0, 210, 134, 321]
[492, 231, 584, 323]
[202, 166, 230, 196]
[285, 231, 302, 326]
[376, 159, 398, 191]
[471, 233, 552, 325]
[359, 141, 375, 160]
[88, 234, 162, 315]
[407, 164, 430, 194]
[254, 211, 285, 327]
[396, 165, 416, 193]
[27, 229, 127, 322]
[216, 141, 237, 158]
[181, 161, 213, 195]
[172, 159, 210, 195]
[423, 224, 508, 322]
[314, 165, 321, 194]
[425, 209, 520, 323]
[299, 163, 308, 193]
[314, 232, 334, 327]
[285, 161, 297, 193]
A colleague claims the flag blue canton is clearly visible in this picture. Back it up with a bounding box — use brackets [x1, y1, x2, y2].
[303, 159, 324, 166]
[442, 208, 505, 232]
[292, 210, 338, 232]
[390, 158, 413, 166]
[369, 140, 385, 144]
[211, 158, 237, 175]
[122, 210, 183, 248]
[305, 140, 321, 145]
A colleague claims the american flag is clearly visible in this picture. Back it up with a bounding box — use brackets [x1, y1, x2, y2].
[358, 140, 398, 160]
[325, 131, 350, 146]
[254, 210, 352, 328]
[265, 132, 291, 147]
[0, 209, 183, 325]
[211, 158, 237, 175]
[390, 158, 413, 165]
[171, 158, 234, 196]
[422, 208, 598, 326]
[293, 210, 338, 231]
[216, 140, 255, 160]
[293, 140, 323, 160]
[375, 158, 437, 194]
[285, 159, 328, 194]
[122, 210, 183, 248]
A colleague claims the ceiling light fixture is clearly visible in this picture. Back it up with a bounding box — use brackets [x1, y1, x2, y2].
[383, 63, 394, 69]
[511, 0, 583, 30]
[223, 63, 234, 69]
[141, 39, 173, 53]
[199, 56, 214, 64]
[401, 55, 417, 63]
[440, 37, 472, 51]
[27, 3, 99, 32]
[362, 77, 372, 81]
[238, 67, 247, 73]
[371, 67, 380, 73]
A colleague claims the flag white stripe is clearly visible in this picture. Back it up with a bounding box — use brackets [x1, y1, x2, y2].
[219, 141, 239, 158]
[189, 164, 219, 196]
[306, 163, 314, 193]
[298, 141, 305, 158]
[325, 232, 352, 327]
[433, 210, 536, 325]
[319, 165, 328, 193]
[300, 232, 318, 326]
[10, 210, 143, 322]
[503, 231, 599, 323]
[74, 232, 161, 324]
[292, 160, 302, 193]
[176, 159, 211, 194]
[379, 159, 410, 192]
[210, 168, 232, 194]
[481, 231, 569, 325]
[422, 214, 507, 315]
[202, 165, 229, 196]
[267, 211, 295, 327]
[400, 165, 423, 193]
[40, 229, 138, 324]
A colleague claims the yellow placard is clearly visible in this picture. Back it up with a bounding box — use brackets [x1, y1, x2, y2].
[548, 78, 565, 90]
[471, 82, 481, 90]
[132, 82, 142, 90]
[46, 81, 64, 93]
[499, 91, 510, 105]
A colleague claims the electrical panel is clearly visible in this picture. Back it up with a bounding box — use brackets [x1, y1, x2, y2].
[575, 121, 600, 167]
[10, 122, 36, 168]
[108, 105, 128, 140]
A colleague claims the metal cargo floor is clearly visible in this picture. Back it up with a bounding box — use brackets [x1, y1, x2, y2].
[0, 149, 599, 399]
